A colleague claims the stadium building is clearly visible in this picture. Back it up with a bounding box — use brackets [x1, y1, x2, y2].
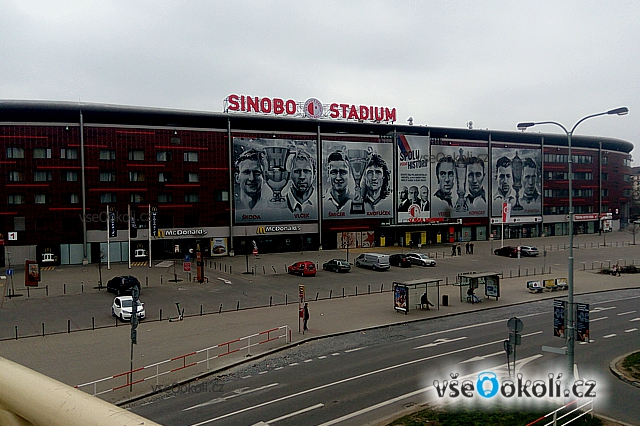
[0, 98, 633, 266]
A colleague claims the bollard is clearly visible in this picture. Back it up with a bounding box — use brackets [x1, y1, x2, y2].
[63, 283, 66, 294]
[356, 286, 358, 296]
[285, 264, 287, 273]
[380, 283, 384, 293]
[159, 308, 162, 321]
[368, 284, 371, 294]
[219, 304, 223, 313]
[534, 268, 536, 275]
[263, 265, 266, 274]
[27, 287, 30, 297]
[42, 323, 45, 337]
[329, 289, 333, 299]
[272, 265, 277, 273]
[68, 320, 70, 333]
[161, 275, 163, 284]
[236, 301, 240, 311]
[286, 294, 288, 305]
[200, 304, 203, 316]
[115, 316, 118, 327]
[225, 264, 227, 273]
[270, 296, 272, 307]
[510, 270, 512, 278]
[230, 266, 232, 274]
[526, 269, 528, 276]
[92, 317, 95, 330]
[15, 326, 18, 340]
[146, 277, 149, 287]
[82, 284, 84, 293]
[446, 276, 448, 285]
[342, 288, 345, 298]
[315, 292, 319, 301]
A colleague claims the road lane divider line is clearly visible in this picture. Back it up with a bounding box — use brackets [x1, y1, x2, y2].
[260, 403, 324, 425]
[188, 338, 506, 426]
[603, 334, 617, 339]
[414, 336, 467, 349]
[616, 310, 637, 316]
[184, 383, 279, 411]
[590, 317, 608, 322]
[624, 328, 638, 333]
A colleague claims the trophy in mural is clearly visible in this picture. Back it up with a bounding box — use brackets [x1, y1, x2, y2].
[264, 146, 290, 207]
[347, 149, 368, 214]
[454, 148, 469, 213]
[511, 151, 524, 211]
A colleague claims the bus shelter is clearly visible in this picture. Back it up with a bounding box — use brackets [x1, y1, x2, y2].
[456, 272, 502, 303]
[392, 278, 442, 314]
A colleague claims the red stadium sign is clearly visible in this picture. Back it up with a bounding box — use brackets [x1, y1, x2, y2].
[224, 94, 397, 123]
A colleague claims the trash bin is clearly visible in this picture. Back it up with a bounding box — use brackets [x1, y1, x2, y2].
[442, 294, 449, 306]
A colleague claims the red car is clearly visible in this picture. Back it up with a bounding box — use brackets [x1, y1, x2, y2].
[288, 261, 317, 277]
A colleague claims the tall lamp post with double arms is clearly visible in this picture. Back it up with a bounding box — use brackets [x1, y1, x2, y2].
[517, 106, 629, 382]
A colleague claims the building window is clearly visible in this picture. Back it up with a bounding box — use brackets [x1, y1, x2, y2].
[100, 193, 116, 203]
[185, 194, 199, 203]
[6, 147, 24, 159]
[128, 150, 145, 161]
[544, 171, 568, 180]
[35, 194, 50, 204]
[34, 171, 53, 182]
[184, 151, 199, 162]
[8, 171, 24, 182]
[8, 194, 25, 205]
[624, 158, 632, 167]
[624, 174, 631, 182]
[33, 148, 52, 159]
[100, 149, 116, 160]
[156, 151, 172, 162]
[624, 189, 632, 197]
[63, 193, 79, 204]
[186, 172, 199, 183]
[571, 172, 592, 181]
[158, 193, 173, 203]
[601, 189, 609, 197]
[129, 171, 145, 182]
[62, 171, 78, 182]
[214, 190, 229, 202]
[130, 193, 145, 203]
[158, 172, 172, 183]
[602, 156, 608, 165]
[574, 205, 593, 213]
[100, 171, 116, 182]
[602, 173, 608, 181]
[61, 148, 78, 159]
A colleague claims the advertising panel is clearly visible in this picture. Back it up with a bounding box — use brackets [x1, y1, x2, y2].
[576, 303, 590, 342]
[393, 284, 408, 313]
[491, 147, 542, 217]
[322, 140, 393, 219]
[554, 299, 566, 338]
[397, 135, 430, 223]
[430, 145, 488, 219]
[210, 238, 228, 256]
[233, 138, 318, 223]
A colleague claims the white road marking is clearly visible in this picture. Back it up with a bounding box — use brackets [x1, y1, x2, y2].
[624, 328, 638, 333]
[590, 317, 608, 322]
[259, 371, 268, 375]
[188, 338, 507, 425]
[318, 356, 327, 359]
[345, 347, 364, 353]
[630, 318, 640, 322]
[414, 336, 467, 349]
[217, 277, 232, 285]
[603, 334, 617, 339]
[256, 403, 324, 425]
[184, 383, 279, 411]
[275, 367, 284, 371]
[617, 310, 637, 316]
[304, 359, 313, 363]
[521, 331, 543, 337]
[289, 363, 299, 366]
[591, 306, 616, 313]
[460, 351, 504, 363]
[331, 353, 340, 356]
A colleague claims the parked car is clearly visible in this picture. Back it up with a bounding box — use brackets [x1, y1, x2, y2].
[111, 296, 145, 321]
[322, 259, 351, 273]
[405, 252, 437, 267]
[494, 246, 518, 257]
[520, 245, 540, 257]
[106, 275, 141, 296]
[354, 253, 390, 271]
[389, 254, 412, 268]
[288, 261, 317, 277]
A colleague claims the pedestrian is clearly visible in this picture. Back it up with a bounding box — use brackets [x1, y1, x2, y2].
[420, 292, 435, 310]
[457, 244, 461, 256]
[465, 241, 470, 254]
[470, 242, 474, 254]
[303, 302, 310, 332]
[616, 263, 621, 276]
[452, 244, 456, 256]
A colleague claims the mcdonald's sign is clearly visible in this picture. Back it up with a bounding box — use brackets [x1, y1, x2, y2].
[256, 225, 301, 234]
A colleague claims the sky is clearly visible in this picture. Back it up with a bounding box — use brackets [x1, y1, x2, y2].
[2, 1, 639, 163]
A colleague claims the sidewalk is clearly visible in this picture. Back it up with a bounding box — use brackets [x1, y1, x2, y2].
[0, 259, 638, 405]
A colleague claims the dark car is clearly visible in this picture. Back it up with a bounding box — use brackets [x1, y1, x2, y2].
[493, 246, 518, 257]
[389, 254, 412, 268]
[288, 261, 317, 277]
[322, 259, 351, 273]
[106, 275, 141, 296]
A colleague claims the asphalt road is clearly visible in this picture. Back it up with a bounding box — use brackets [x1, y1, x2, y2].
[1, 234, 637, 340]
[127, 289, 640, 426]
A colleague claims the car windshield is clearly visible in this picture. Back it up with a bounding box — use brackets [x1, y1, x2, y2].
[121, 300, 141, 308]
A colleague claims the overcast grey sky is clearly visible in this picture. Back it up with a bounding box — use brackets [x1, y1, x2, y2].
[2, 1, 639, 162]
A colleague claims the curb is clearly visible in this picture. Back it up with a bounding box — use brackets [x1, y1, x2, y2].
[609, 351, 640, 389]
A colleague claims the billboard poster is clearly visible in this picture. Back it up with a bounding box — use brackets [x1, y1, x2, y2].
[210, 237, 228, 256]
[233, 138, 318, 223]
[576, 303, 590, 342]
[491, 147, 542, 217]
[321, 140, 393, 219]
[554, 299, 566, 338]
[397, 135, 430, 223]
[393, 284, 408, 313]
[430, 144, 488, 219]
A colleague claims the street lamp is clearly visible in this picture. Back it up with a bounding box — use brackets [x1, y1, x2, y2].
[517, 106, 629, 382]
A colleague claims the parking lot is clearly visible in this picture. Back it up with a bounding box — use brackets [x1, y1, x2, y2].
[1, 232, 638, 340]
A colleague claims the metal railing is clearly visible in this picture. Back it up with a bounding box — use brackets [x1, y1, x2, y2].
[525, 398, 594, 426]
[76, 325, 290, 396]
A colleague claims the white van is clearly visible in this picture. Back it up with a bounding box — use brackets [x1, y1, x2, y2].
[354, 253, 390, 271]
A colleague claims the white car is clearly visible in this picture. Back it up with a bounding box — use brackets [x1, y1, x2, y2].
[405, 252, 437, 267]
[112, 296, 145, 321]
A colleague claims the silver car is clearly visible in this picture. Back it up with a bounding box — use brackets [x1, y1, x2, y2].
[405, 252, 437, 266]
[520, 245, 540, 257]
